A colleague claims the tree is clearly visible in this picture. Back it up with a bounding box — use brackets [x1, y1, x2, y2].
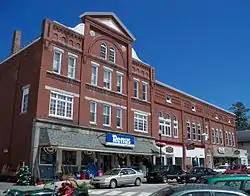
[229, 102, 249, 130]
[17, 164, 31, 185]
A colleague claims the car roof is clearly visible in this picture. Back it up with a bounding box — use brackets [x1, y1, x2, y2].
[205, 174, 250, 180]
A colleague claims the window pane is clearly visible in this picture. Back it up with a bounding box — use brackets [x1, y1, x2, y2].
[62, 150, 76, 165]
[134, 81, 138, 97]
[40, 148, 56, 164]
[53, 51, 61, 73]
[109, 48, 115, 63]
[192, 123, 196, 140]
[68, 56, 76, 78]
[91, 66, 97, 85]
[100, 44, 107, 59]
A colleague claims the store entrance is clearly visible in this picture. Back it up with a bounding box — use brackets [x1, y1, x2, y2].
[100, 154, 112, 172]
[166, 156, 173, 165]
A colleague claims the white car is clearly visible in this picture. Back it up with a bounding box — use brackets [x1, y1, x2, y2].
[214, 165, 228, 173]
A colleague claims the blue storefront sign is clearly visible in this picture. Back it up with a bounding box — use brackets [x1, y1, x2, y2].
[105, 133, 135, 148]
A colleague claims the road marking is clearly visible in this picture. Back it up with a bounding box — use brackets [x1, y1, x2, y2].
[89, 189, 110, 194]
[120, 192, 137, 196]
[104, 190, 122, 195]
[137, 192, 151, 196]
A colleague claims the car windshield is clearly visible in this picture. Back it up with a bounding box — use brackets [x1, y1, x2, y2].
[104, 169, 121, 175]
[216, 166, 228, 169]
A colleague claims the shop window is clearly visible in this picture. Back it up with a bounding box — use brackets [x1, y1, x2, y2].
[197, 124, 202, 141]
[187, 121, 191, 140]
[199, 158, 205, 167]
[175, 157, 183, 168]
[159, 113, 171, 136]
[192, 123, 196, 140]
[39, 148, 56, 165]
[62, 150, 76, 165]
[81, 151, 94, 166]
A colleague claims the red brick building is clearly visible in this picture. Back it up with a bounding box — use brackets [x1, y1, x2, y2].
[0, 12, 238, 178]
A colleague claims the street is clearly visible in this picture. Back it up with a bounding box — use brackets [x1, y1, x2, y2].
[0, 182, 169, 196]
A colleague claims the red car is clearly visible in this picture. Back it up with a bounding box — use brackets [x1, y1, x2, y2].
[224, 165, 248, 174]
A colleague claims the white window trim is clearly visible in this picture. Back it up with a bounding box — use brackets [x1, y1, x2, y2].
[159, 115, 171, 137]
[192, 123, 196, 141]
[166, 95, 172, 103]
[228, 132, 232, 146]
[21, 85, 30, 113]
[131, 108, 151, 116]
[116, 108, 122, 129]
[134, 112, 148, 133]
[53, 46, 64, 53]
[48, 91, 74, 120]
[68, 52, 78, 58]
[109, 47, 116, 63]
[91, 64, 99, 86]
[197, 124, 202, 141]
[103, 66, 113, 72]
[133, 80, 139, 98]
[89, 101, 97, 124]
[91, 61, 100, 67]
[103, 68, 113, 90]
[100, 43, 107, 60]
[173, 119, 178, 138]
[142, 82, 148, 101]
[116, 71, 124, 75]
[225, 131, 229, 145]
[103, 104, 111, 127]
[52, 49, 62, 74]
[116, 72, 123, 94]
[67, 55, 76, 79]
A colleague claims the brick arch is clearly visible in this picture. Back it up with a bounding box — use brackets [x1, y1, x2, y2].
[88, 36, 126, 66]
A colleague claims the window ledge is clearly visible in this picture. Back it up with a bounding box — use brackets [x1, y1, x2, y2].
[134, 129, 148, 133]
[48, 114, 73, 121]
[131, 97, 151, 105]
[90, 121, 97, 125]
[46, 71, 81, 85]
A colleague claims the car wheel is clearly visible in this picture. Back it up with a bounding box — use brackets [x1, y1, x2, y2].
[135, 178, 141, 186]
[109, 179, 117, 189]
[162, 176, 168, 183]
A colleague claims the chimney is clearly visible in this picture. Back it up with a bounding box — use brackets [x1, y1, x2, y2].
[11, 30, 21, 54]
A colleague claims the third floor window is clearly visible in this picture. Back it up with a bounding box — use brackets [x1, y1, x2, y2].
[53, 50, 62, 73]
[68, 56, 76, 79]
[104, 68, 112, 90]
[91, 64, 98, 86]
[100, 43, 107, 59]
[187, 121, 191, 140]
[142, 82, 148, 101]
[109, 47, 115, 63]
[197, 124, 202, 141]
[116, 73, 123, 93]
[192, 123, 196, 140]
[133, 80, 139, 98]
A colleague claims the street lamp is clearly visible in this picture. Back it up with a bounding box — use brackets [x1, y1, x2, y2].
[159, 133, 162, 166]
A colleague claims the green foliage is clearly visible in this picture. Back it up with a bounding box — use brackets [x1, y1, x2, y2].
[230, 102, 250, 130]
[17, 165, 31, 186]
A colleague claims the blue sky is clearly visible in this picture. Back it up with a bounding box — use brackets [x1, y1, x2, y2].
[1, 0, 249, 111]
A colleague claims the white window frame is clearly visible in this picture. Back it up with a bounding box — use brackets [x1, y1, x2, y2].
[228, 132, 232, 146]
[89, 101, 97, 124]
[166, 95, 172, 103]
[142, 82, 148, 101]
[67, 55, 76, 79]
[212, 128, 216, 144]
[192, 123, 196, 141]
[197, 124, 202, 141]
[215, 129, 219, 144]
[103, 104, 111, 127]
[232, 133, 235, 146]
[49, 91, 74, 120]
[21, 85, 30, 113]
[192, 105, 196, 112]
[116, 72, 123, 94]
[91, 62, 99, 86]
[134, 112, 148, 133]
[133, 79, 139, 98]
[103, 67, 113, 90]
[187, 121, 191, 140]
[52, 49, 63, 74]
[159, 114, 171, 137]
[205, 125, 209, 140]
[100, 43, 107, 59]
[219, 129, 223, 145]
[225, 131, 229, 145]
[116, 108, 122, 129]
[173, 117, 178, 138]
[109, 47, 116, 63]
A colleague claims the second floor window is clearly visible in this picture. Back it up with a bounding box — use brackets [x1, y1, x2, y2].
[220, 129, 223, 144]
[104, 69, 112, 90]
[21, 85, 29, 113]
[187, 121, 191, 140]
[116, 108, 122, 128]
[100, 43, 107, 59]
[68, 56, 76, 79]
[53, 50, 62, 73]
[142, 83, 148, 101]
[103, 104, 111, 126]
[89, 101, 97, 123]
[159, 113, 171, 137]
[197, 124, 202, 141]
[192, 123, 196, 140]
[134, 112, 148, 132]
[133, 80, 139, 98]
[173, 116, 178, 138]
[225, 131, 229, 145]
[232, 133, 235, 146]
[229, 132, 232, 146]
[109, 47, 115, 63]
[116, 73, 123, 93]
[212, 128, 215, 144]
[216, 129, 219, 144]
[91, 64, 98, 86]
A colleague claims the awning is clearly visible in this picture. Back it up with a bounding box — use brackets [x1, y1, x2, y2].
[212, 146, 240, 158]
[39, 128, 159, 156]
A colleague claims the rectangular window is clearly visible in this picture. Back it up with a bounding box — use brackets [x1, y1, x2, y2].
[197, 124, 202, 141]
[225, 131, 229, 145]
[49, 92, 73, 119]
[67, 56, 76, 79]
[142, 82, 148, 101]
[21, 85, 29, 113]
[173, 119, 178, 138]
[91, 64, 98, 86]
[232, 133, 235, 146]
[53, 50, 62, 73]
[205, 125, 209, 140]
[159, 116, 171, 137]
[228, 132, 232, 146]
[212, 128, 215, 144]
[187, 121, 191, 140]
[133, 80, 139, 98]
[134, 112, 148, 132]
[103, 69, 112, 90]
[192, 123, 196, 140]
[116, 108, 122, 128]
[220, 129, 223, 144]
[216, 129, 219, 144]
[116, 73, 123, 94]
[89, 101, 97, 123]
[62, 150, 76, 165]
[103, 104, 111, 126]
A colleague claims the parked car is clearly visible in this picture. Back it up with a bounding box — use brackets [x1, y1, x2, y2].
[90, 168, 143, 188]
[146, 165, 184, 183]
[224, 165, 248, 174]
[180, 167, 218, 183]
[202, 174, 250, 194]
[214, 165, 228, 173]
[150, 184, 249, 196]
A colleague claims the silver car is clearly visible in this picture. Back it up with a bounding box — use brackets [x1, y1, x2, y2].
[91, 168, 144, 188]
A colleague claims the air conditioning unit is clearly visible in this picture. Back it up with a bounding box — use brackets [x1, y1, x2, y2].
[202, 133, 208, 141]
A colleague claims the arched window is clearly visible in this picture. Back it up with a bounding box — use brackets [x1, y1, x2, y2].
[109, 47, 116, 63]
[159, 113, 171, 137]
[173, 116, 178, 138]
[100, 43, 107, 59]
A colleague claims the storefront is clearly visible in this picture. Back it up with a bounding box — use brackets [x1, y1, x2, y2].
[212, 146, 240, 167]
[155, 144, 183, 167]
[31, 121, 159, 179]
[185, 147, 205, 169]
[239, 149, 248, 165]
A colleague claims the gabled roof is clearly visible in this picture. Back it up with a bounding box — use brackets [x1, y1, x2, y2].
[79, 12, 136, 41]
